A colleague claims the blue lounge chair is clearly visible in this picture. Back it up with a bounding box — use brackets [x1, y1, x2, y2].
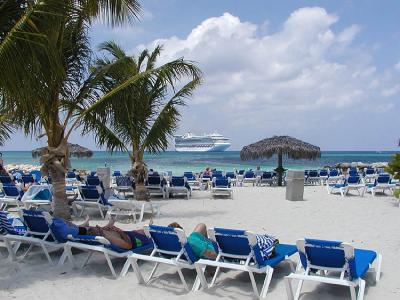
[194, 227, 297, 298]
[30, 170, 42, 183]
[146, 175, 164, 197]
[319, 169, 329, 184]
[211, 178, 233, 199]
[86, 176, 103, 189]
[225, 172, 237, 186]
[114, 176, 134, 198]
[184, 172, 202, 190]
[112, 170, 122, 177]
[344, 176, 366, 196]
[0, 184, 23, 210]
[21, 185, 52, 209]
[48, 214, 153, 278]
[365, 174, 395, 196]
[0, 210, 64, 264]
[306, 170, 320, 185]
[165, 176, 191, 199]
[259, 172, 274, 186]
[327, 169, 342, 184]
[285, 238, 382, 300]
[243, 171, 256, 186]
[0, 211, 26, 257]
[21, 175, 34, 187]
[0, 175, 13, 185]
[122, 225, 200, 291]
[73, 186, 109, 218]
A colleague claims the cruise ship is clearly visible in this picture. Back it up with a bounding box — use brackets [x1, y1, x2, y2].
[174, 132, 231, 152]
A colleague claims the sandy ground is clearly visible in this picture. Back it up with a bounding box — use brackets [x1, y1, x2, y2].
[1, 185, 399, 300]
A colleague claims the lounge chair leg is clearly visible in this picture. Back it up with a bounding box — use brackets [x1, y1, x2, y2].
[41, 244, 53, 264]
[147, 262, 159, 284]
[177, 268, 189, 291]
[129, 258, 145, 283]
[194, 264, 208, 290]
[82, 252, 93, 268]
[285, 277, 294, 300]
[248, 271, 260, 298]
[350, 285, 356, 300]
[260, 266, 274, 298]
[210, 266, 221, 287]
[58, 249, 68, 266]
[4, 239, 17, 261]
[20, 244, 34, 262]
[357, 279, 365, 300]
[104, 252, 117, 278]
[120, 257, 132, 277]
[65, 245, 76, 268]
[375, 254, 382, 282]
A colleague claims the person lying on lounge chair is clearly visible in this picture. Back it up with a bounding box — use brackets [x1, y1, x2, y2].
[169, 222, 279, 261]
[168, 222, 217, 259]
[55, 216, 151, 250]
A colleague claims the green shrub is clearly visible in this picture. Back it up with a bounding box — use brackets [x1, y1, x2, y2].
[385, 153, 400, 180]
[394, 189, 400, 199]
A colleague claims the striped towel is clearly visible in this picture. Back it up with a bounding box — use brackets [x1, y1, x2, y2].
[256, 234, 279, 259]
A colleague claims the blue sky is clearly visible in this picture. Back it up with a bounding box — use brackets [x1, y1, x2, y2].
[4, 0, 400, 151]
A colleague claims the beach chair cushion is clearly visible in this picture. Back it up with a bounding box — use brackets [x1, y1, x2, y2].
[300, 238, 377, 280]
[49, 217, 79, 243]
[148, 225, 198, 263]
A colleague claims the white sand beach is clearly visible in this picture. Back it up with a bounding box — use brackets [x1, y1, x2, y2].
[1, 185, 399, 300]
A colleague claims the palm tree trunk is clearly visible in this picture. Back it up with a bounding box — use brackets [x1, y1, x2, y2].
[47, 123, 70, 219]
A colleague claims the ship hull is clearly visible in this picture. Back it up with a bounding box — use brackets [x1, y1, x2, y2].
[175, 143, 230, 152]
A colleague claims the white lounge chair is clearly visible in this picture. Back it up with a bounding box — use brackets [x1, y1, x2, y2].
[122, 225, 201, 291]
[194, 227, 297, 299]
[210, 177, 233, 199]
[73, 186, 109, 218]
[165, 177, 191, 199]
[285, 238, 382, 300]
[365, 174, 395, 196]
[0, 185, 23, 211]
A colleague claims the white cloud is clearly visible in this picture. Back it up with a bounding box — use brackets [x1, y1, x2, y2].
[395, 61, 400, 70]
[136, 7, 398, 149]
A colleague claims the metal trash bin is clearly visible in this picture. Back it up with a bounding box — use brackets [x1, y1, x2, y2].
[285, 170, 304, 201]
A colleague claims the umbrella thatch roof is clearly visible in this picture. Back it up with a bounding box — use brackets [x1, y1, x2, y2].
[240, 135, 321, 161]
[32, 143, 93, 158]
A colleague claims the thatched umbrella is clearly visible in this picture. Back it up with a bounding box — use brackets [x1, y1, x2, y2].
[32, 143, 93, 159]
[240, 136, 321, 186]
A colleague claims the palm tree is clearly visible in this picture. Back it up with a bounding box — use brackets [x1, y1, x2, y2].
[84, 42, 202, 196]
[0, 0, 142, 219]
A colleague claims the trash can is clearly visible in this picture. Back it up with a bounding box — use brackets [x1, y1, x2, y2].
[285, 170, 304, 201]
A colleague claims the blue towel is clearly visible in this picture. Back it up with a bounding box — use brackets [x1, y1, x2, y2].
[256, 234, 279, 259]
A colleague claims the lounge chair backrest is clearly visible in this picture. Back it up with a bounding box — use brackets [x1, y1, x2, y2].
[214, 178, 229, 188]
[210, 228, 265, 267]
[329, 170, 339, 177]
[116, 176, 132, 187]
[225, 172, 235, 179]
[0, 211, 26, 235]
[86, 176, 101, 186]
[80, 186, 101, 201]
[0, 175, 13, 184]
[304, 170, 309, 176]
[90, 171, 97, 176]
[171, 176, 185, 187]
[30, 170, 42, 182]
[262, 172, 273, 179]
[112, 171, 122, 177]
[377, 175, 390, 184]
[238, 170, 245, 175]
[212, 171, 223, 178]
[3, 185, 21, 198]
[308, 170, 318, 177]
[66, 171, 76, 179]
[245, 171, 254, 178]
[22, 175, 34, 184]
[147, 176, 161, 185]
[347, 176, 360, 184]
[145, 225, 197, 264]
[319, 170, 328, 176]
[21, 209, 54, 240]
[298, 238, 365, 280]
[365, 168, 375, 175]
[348, 170, 358, 177]
[183, 172, 195, 180]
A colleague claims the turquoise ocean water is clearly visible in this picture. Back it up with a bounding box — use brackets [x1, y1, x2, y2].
[1, 151, 396, 174]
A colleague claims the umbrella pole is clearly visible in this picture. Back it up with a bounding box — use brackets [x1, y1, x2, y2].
[277, 152, 283, 186]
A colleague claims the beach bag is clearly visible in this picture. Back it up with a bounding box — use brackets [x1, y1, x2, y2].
[256, 234, 279, 259]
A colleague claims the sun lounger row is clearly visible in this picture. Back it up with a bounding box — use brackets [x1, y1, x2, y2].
[0, 209, 382, 300]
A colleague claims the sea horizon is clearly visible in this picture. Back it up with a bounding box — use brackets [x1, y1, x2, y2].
[1, 150, 396, 174]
